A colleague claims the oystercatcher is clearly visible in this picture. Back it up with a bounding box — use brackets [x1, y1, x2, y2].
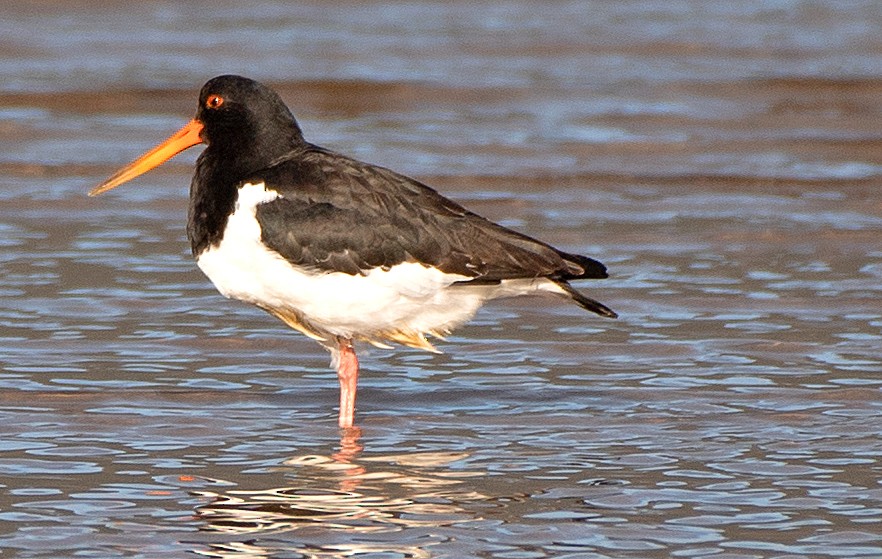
[90, 75, 616, 428]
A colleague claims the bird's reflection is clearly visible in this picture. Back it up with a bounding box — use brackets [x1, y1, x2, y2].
[191, 428, 480, 558]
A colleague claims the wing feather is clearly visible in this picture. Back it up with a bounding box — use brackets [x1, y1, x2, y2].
[252, 146, 608, 282]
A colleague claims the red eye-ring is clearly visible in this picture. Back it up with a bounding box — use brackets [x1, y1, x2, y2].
[206, 94, 224, 109]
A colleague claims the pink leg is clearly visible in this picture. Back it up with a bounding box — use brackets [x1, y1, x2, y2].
[336, 338, 359, 429]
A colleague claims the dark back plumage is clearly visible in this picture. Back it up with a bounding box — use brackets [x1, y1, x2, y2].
[253, 147, 608, 283]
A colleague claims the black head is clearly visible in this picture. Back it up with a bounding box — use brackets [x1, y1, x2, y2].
[196, 75, 306, 170]
[89, 75, 308, 198]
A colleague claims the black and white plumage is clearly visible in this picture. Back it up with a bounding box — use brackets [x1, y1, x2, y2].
[91, 75, 616, 428]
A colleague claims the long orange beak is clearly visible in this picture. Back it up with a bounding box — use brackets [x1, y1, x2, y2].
[89, 119, 204, 196]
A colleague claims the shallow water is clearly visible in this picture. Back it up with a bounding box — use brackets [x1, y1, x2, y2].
[1, 1, 882, 557]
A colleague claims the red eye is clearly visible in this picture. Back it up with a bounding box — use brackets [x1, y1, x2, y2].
[206, 94, 224, 109]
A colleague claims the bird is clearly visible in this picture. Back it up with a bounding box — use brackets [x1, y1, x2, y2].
[90, 75, 616, 429]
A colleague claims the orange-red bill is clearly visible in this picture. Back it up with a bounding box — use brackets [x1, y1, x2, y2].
[89, 119, 204, 196]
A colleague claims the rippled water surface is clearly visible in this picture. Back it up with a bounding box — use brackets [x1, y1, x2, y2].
[2, 1, 882, 557]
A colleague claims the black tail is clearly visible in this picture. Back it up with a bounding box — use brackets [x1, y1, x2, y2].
[556, 281, 617, 319]
[558, 251, 609, 280]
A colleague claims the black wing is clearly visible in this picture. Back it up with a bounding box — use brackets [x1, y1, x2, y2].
[252, 146, 608, 282]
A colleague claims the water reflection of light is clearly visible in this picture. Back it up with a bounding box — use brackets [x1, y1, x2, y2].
[190, 429, 480, 558]
[196, 541, 434, 559]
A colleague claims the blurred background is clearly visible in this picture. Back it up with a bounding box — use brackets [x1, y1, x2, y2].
[1, 1, 881, 558]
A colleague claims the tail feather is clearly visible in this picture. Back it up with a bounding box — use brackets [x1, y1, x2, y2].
[556, 281, 617, 319]
[558, 251, 608, 280]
